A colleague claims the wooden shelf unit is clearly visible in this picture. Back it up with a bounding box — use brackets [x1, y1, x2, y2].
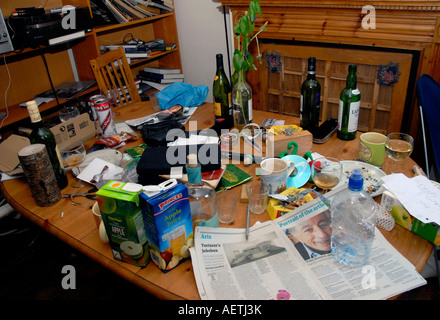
[0, 0, 181, 130]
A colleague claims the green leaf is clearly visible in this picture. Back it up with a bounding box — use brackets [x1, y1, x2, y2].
[239, 15, 249, 35]
[249, 1, 256, 22]
[233, 49, 244, 71]
[242, 37, 250, 52]
[255, 0, 262, 16]
[247, 55, 254, 71]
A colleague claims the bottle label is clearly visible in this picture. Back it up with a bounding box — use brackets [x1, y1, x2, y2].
[248, 98, 253, 122]
[338, 100, 360, 132]
[214, 102, 222, 117]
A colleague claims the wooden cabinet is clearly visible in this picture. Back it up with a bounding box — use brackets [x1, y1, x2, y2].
[259, 43, 412, 135]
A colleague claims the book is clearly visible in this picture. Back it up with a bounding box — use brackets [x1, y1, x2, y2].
[138, 70, 184, 79]
[137, 74, 181, 83]
[124, 52, 150, 58]
[217, 164, 252, 191]
[104, 0, 130, 22]
[150, 43, 176, 51]
[48, 30, 85, 46]
[143, 66, 181, 74]
[125, 0, 158, 15]
[133, 0, 172, 11]
[112, 0, 145, 19]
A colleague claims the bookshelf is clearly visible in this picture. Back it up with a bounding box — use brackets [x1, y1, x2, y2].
[0, 0, 181, 131]
[71, 0, 182, 81]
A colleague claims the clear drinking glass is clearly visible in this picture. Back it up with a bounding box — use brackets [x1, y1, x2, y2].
[216, 190, 238, 224]
[101, 87, 120, 117]
[59, 106, 80, 122]
[385, 132, 414, 173]
[311, 157, 342, 193]
[60, 143, 87, 187]
[246, 179, 268, 214]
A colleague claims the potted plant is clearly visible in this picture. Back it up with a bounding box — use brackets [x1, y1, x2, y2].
[232, 0, 268, 129]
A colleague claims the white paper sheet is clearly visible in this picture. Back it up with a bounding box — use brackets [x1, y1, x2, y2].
[76, 158, 124, 184]
[381, 173, 440, 225]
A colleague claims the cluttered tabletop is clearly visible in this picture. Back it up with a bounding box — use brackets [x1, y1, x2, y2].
[1, 100, 437, 300]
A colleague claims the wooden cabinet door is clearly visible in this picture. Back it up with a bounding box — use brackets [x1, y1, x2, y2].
[258, 44, 413, 134]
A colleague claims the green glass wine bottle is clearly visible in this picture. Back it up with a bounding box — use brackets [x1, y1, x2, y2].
[300, 57, 321, 135]
[213, 53, 233, 128]
[26, 101, 68, 190]
[337, 64, 361, 140]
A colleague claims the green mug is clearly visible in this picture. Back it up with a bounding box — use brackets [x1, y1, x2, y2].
[359, 132, 387, 166]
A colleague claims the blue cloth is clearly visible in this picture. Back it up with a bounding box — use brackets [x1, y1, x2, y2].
[156, 82, 209, 110]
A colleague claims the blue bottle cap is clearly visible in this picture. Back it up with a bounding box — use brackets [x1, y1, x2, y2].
[348, 168, 364, 191]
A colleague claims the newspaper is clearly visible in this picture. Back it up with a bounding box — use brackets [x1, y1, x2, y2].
[190, 186, 427, 300]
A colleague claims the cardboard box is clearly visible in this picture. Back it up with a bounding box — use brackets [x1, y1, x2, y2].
[50, 113, 97, 149]
[140, 180, 193, 273]
[266, 187, 317, 220]
[96, 181, 150, 267]
[266, 130, 313, 158]
[381, 190, 440, 245]
[0, 135, 30, 175]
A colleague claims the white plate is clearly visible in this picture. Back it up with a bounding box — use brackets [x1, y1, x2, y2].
[335, 160, 386, 197]
[72, 149, 123, 176]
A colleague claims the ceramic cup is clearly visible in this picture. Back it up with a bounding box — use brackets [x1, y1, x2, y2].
[359, 132, 387, 166]
[260, 158, 296, 194]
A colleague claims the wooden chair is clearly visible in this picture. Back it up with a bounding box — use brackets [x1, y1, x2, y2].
[90, 46, 141, 106]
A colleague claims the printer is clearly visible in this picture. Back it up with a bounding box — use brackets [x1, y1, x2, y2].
[7, 6, 93, 50]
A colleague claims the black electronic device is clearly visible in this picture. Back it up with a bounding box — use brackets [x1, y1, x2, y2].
[7, 7, 93, 50]
[313, 118, 338, 143]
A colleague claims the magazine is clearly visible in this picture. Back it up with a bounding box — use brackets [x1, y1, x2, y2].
[189, 186, 427, 300]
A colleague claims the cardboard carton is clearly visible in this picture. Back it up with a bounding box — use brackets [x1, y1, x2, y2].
[140, 180, 193, 272]
[381, 190, 440, 246]
[96, 181, 150, 267]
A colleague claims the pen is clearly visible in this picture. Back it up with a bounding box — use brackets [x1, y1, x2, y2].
[245, 204, 250, 241]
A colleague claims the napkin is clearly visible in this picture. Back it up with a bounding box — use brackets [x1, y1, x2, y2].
[77, 158, 124, 186]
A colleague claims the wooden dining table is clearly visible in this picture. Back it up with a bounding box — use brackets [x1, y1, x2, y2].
[0, 101, 433, 300]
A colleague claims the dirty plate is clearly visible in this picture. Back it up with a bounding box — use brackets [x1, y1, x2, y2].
[335, 160, 386, 197]
[72, 149, 123, 176]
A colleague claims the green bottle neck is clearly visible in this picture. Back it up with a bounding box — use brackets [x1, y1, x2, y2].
[346, 66, 357, 89]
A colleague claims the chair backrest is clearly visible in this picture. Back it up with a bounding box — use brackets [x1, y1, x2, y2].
[90, 47, 141, 106]
[416, 74, 440, 178]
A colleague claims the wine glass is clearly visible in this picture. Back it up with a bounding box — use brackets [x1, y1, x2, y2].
[101, 87, 120, 117]
[59, 106, 80, 122]
[311, 157, 342, 193]
[60, 143, 87, 187]
[385, 132, 414, 174]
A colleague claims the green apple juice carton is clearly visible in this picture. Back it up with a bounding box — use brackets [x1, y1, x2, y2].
[139, 179, 193, 273]
[96, 181, 150, 267]
[381, 190, 440, 246]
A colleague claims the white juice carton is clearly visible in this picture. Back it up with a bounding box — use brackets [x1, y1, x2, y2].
[140, 180, 193, 273]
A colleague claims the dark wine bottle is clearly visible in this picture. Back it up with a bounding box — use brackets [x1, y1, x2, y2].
[213, 53, 232, 128]
[337, 64, 361, 140]
[26, 101, 68, 190]
[300, 57, 321, 135]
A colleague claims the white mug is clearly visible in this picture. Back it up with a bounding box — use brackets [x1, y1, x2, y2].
[260, 158, 296, 194]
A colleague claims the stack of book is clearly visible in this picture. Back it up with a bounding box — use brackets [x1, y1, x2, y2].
[99, 0, 172, 23]
[137, 67, 184, 84]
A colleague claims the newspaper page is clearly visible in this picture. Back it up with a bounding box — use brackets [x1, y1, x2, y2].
[276, 187, 427, 300]
[190, 222, 332, 300]
[190, 186, 426, 300]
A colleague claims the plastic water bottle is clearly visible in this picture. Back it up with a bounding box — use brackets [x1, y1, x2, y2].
[330, 168, 377, 267]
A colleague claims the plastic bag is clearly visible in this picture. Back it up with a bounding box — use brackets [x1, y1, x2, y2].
[156, 82, 208, 110]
